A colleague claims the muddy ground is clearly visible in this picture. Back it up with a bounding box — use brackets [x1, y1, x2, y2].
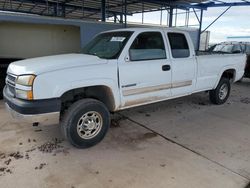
[0, 79, 250, 188]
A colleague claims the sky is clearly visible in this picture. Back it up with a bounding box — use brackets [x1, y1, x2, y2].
[125, 3, 250, 43]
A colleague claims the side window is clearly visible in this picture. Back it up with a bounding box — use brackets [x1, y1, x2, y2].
[168, 33, 190, 58]
[246, 45, 250, 54]
[129, 32, 166, 61]
[240, 44, 246, 53]
[232, 44, 242, 53]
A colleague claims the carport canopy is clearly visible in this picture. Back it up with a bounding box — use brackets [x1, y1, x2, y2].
[0, 0, 214, 21]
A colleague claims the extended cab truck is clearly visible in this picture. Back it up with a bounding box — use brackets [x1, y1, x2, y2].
[3, 28, 246, 148]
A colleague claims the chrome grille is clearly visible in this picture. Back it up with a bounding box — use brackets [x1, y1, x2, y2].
[7, 74, 16, 83]
[6, 73, 17, 97]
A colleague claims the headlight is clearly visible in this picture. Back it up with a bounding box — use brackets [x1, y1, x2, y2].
[15, 75, 36, 100]
[16, 75, 36, 86]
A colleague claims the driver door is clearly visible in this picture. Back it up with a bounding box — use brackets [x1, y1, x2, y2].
[118, 31, 172, 108]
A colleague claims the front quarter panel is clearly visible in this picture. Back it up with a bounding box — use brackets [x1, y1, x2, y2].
[33, 60, 120, 109]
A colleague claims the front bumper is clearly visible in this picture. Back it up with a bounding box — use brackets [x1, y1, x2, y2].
[5, 103, 60, 125]
[3, 86, 61, 125]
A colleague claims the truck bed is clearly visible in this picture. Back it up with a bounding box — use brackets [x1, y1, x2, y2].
[194, 53, 246, 92]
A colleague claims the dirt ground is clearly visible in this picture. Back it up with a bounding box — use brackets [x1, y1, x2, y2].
[0, 79, 250, 188]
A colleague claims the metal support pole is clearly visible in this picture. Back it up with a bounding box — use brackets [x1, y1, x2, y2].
[169, 6, 173, 27]
[114, 13, 117, 23]
[186, 9, 190, 26]
[101, 0, 106, 22]
[46, 0, 49, 14]
[160, 6, 163, 25]
[197, 9, 203, 51]
[166, 9, 169, 26]
[17, 1, 23, 10]
[202, 6, 231, 33]
[62, 3, 65, 17]
[142, 2, 144, 24]
[56, 0, 59, 16]
[193, 8, 200, 23]
[82, 0, 85, 18]
[175, 8, 177, 26]
[124, 0, 127, 28]
[3, 0, 6, 9]
[53, 5, 57, 16]
[120, 14, 123, 23]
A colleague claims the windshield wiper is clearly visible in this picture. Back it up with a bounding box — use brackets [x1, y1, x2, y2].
[83, 51, 98, 57]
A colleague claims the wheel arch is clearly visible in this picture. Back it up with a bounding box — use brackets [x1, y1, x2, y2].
[60, 85, 116, 112]
[214, 68, 236, 88]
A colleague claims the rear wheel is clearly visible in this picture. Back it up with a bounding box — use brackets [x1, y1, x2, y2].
[61, 99, 110, 148]
[209, 78, 231, 105]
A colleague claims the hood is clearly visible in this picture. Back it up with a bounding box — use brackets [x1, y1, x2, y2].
[8, 53, 106, 75]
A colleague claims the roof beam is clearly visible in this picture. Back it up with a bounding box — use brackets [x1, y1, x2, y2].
[0, 7, 54, 16]
[195, 1, 250, 8]
[0, 0, 131, 17]
[140, 0, 207, 10]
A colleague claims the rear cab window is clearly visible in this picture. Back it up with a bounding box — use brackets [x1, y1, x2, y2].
[232, 44, 242, 53]
[167, 33, 190, 58]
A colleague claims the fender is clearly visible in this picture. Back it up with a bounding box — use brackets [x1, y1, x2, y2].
[69, 78, 120, 110]
[32, 58, 119, 100]
[47, 78, 120, 110]
[213, 65, 236, 89]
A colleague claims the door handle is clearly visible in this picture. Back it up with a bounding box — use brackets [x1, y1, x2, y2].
[162, 65, 171, 71]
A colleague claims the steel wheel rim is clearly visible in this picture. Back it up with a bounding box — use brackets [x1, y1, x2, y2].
[77, 111, 103, 139]
[219, 83, 228, 100]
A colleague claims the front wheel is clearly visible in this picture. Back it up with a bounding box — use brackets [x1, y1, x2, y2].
[209, 78, 231, 105]
[61, 99, 110, 148]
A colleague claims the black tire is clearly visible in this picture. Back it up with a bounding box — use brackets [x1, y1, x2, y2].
[61, 98, 110, 148]
[209, 78, 231, 105]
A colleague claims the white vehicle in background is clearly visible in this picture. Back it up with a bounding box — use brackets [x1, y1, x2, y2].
[3, 28, 246, 148]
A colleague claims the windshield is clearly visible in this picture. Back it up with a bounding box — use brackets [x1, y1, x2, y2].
[213, 44, 234, 53]
[82, 31, 133, 59]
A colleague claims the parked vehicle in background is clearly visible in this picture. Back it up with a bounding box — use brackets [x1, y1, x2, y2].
[3, 28, 246, 148]
[212, 41, 250, 79]
[207, 44, 217, 52]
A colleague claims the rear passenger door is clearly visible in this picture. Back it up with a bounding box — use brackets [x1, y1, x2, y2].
[167, 32, 196, 96]
[119, 31, 172, 107]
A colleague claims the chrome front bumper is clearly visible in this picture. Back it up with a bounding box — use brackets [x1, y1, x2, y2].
[5, 103, 60, 125]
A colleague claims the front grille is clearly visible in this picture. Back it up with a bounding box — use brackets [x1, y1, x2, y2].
[6, 73, 17, 97]
[7, 74, 16, 84]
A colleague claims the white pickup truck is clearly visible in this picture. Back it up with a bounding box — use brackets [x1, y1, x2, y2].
[4, 28, 246, 148]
